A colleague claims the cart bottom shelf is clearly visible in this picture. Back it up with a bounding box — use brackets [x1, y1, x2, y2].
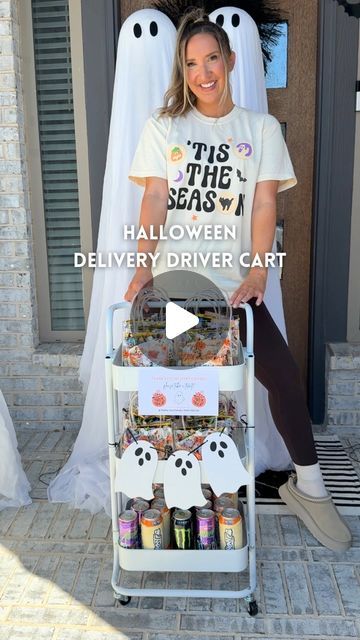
[119, 544, 248, 572]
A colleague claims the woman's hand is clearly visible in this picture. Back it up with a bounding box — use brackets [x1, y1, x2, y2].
[124, 267, 153, 302]
[229, 267, 267, 308]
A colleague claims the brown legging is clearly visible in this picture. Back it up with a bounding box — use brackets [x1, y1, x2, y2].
[235, 299, 318, 466]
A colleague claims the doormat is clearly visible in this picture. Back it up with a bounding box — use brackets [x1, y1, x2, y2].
[239, 435, 360, 515]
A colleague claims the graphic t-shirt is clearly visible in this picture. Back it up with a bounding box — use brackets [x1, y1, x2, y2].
[129, 105, 296, 294]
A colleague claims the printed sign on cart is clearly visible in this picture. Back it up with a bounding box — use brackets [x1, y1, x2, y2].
[138, 367, 219, 416]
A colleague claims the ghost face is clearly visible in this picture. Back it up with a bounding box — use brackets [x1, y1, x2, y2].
[164, 451, 206, 509]
[185, 33, 235, 117]
[202, 432, 251, 496]
[209, 7, 267, 113]
[114, 440, 158, 500]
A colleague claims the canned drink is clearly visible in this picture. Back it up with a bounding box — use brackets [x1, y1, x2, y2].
[151, 498, 171, 549]
[196, 499, 212, 511]
[129, 498, 150, 526]
[202, 488, 212, 502]
[219, 508, 243, 550]
[219, 492, 238, 509]
[173, 509, 193, 549]
[141, 509, 163, 550]
[213, 496, 233, 513]
[196, 508, 216, 550]
[154, 486, 164, 499]
[118, 510, 138, 549]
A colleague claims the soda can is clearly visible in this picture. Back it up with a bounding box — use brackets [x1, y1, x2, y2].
[202, 488, 212, 502]
[130, 498, 150, 526]
[213, 496, 233, 544]
[173, 509, 193, 549]
[151, 498, 171, 549]
[118, 510, 138, 549]
[219, 508, 243, 550]
[219, 492, 238, 509]
[213, 496, 233, 513]
[141, 509, 163, 550]
[196, 508, 216, 550]
[154, 486, 164, 499]
[196, 499, 212, 511]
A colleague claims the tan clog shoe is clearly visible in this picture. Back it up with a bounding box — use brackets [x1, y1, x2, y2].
[278, 474, 352, 551]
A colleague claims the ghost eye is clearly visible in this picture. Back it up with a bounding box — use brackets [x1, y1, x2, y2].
[145, 452, 151, 461]
[149, 21, 158, 36]
[216, 14, 224, 27]
[186, 460, 192, 469]
[232, 14, 240, 27]
[220, 441, 228, 449]
[175, 458, 182, 468]
[210, 442, 217, 452]
[135, 447, 143, 456]
[133, 23, 142, 38]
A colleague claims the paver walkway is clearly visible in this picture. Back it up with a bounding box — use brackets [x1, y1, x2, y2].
[0, 426, 359, 640]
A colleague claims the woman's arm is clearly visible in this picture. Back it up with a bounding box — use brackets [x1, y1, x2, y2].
[230, 179, 279, 308]
[124, 176, 168, 301]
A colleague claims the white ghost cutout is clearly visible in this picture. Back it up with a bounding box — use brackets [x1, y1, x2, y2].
[209, 7, 268, 113]
[164, 451, 206, 510]
[202, 432, 251, 496]
[115, 440, 158, 500]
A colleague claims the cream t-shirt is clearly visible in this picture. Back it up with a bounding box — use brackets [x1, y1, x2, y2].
[129, 105, 296, 294]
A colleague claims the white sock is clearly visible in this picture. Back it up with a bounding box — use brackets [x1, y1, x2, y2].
[293, 462, 328, 498]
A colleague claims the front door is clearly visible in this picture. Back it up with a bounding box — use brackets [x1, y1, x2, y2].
[119, 0, 319, 385]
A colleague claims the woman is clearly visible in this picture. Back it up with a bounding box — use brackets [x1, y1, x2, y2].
[125, 9, 351, 551]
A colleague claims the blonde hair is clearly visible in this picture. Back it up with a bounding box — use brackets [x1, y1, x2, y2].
[159, 8, 233, 118]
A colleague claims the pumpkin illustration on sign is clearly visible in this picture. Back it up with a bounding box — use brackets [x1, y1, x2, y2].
[152, 391, 166, 407]
[192, 391, 206, 408]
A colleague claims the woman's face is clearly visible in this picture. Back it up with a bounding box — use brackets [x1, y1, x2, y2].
[185, 32, 235, 116]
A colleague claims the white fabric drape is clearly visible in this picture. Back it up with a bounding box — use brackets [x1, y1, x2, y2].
[48, 10, 176, 514]
[209, 7, 292, 473]
[0, 390, 31, 510]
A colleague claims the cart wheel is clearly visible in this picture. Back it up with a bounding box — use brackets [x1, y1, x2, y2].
[248, 599, 258, 616]
[115, 594, 131, 606]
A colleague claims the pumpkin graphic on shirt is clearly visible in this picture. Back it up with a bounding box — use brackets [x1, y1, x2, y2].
[168, 144, 186, 163]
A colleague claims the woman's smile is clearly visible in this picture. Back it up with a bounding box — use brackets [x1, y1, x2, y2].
[185, 33, 235, 117]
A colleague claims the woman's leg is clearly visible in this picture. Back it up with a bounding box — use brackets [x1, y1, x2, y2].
[235, 299, 351, 550]
[236, 298, 317, 466]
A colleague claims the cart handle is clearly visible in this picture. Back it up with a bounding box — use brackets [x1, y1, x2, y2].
[239, 302, 254, 356]
[106, 301, 131, 356]
[106, 300, 254, 357]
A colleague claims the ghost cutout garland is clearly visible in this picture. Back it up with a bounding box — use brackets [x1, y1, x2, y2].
[202, 432, 251, 496]
[164, 450, 207, 509]
[115, 440, 158, 500]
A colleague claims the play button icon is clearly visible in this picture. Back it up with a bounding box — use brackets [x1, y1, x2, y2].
[128, 269, 231, 367]
[165, 302, 199, 339]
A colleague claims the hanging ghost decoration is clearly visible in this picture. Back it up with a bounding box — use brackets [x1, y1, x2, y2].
[47, 11, 176, 515]
[115, 440, 158, 500]
[202, 432, 251, 496]
[209, 7, 267, 112]
[164, 451, 207, 509]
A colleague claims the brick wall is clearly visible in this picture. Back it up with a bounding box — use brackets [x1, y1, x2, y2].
[0, 0, 84, 432]
[326, 343, 360, 427]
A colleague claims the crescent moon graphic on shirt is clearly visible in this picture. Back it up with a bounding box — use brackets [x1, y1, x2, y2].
[174, 170, 184, 183]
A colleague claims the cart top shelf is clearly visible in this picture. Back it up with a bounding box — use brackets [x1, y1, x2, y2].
[109, 344, 246, 392]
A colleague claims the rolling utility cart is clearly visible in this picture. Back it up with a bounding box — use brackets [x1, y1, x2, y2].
[105, 301, 258, 616]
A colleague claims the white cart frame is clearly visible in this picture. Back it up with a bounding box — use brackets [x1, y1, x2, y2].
[105, 302, 258, 615]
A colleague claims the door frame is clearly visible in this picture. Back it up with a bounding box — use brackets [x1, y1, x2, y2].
[309, 0, 358, 423]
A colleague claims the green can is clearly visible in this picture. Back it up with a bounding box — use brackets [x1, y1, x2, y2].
[173, 509, 193, 549]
